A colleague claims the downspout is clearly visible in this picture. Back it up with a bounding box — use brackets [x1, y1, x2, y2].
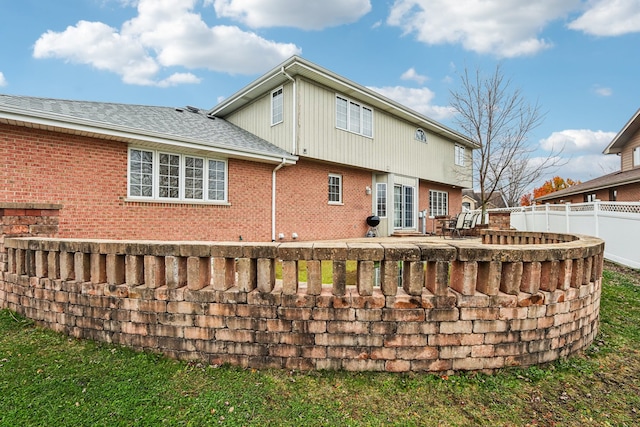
[281, 67, 297, 154]
[272, 157, 287, 241]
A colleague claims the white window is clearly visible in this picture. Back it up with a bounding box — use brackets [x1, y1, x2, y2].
[415, 128, 427, 143]
[429, 190, 448, 217]
[634, 147, 640, 167]
[184, 156, 204, 200]
[376, 183, 387, 217]
[455, 145, 465, 166]
[128, 148, 227, 203]
[158, 152, 180, 199]
[335, 95, 373, 137]
[328, 174, 343, 204]
[271, 87, 283, 125]
[128, 149, 154, 197]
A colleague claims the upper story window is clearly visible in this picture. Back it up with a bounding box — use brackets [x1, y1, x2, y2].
[336, 95, 373, 137]
[634, 147, 640, 167]
[455, 144, 465, 166]
[328, 173, 343, 204]
[271, 87, 283, 125]
[415, 128, 427, 143]
[128, 148, 227, 203]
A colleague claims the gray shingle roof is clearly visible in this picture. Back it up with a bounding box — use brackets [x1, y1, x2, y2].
[0, 94, 296, 162]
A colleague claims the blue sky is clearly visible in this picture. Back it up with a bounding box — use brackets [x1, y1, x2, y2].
[2, 0, 640, 188]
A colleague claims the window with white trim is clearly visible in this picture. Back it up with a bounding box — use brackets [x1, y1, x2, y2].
[415, 128, 427, 143]
[271, 87, 283, 125]
[335, 95, 373, 137]
[634, 147, 640, 167]
[455, 145, 465, 166]
[429, 190, 448, 217]
[376, 183, 387, 217]
[328, 174, 342, 204]
[128, 148, 227, 203]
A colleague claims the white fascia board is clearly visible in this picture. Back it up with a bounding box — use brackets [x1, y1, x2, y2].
[0, 109, 297, 165]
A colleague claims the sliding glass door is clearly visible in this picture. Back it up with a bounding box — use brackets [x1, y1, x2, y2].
[394, 184, 415, 229]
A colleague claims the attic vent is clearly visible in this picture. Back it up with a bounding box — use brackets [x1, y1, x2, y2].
[186, 105, 200, 113]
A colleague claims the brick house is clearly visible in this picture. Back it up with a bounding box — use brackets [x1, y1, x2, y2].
[536, 108, 640, 204]
[1, 56, 476, 242]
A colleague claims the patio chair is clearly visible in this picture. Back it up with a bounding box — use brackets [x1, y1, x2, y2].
[460, 212, 481, 237]
[443, 212, 470, 239]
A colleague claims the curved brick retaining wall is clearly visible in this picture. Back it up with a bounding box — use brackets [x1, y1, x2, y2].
[0, 230, 604, 373]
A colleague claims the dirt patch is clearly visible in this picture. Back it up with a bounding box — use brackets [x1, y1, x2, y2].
[604, 260, 640, 286]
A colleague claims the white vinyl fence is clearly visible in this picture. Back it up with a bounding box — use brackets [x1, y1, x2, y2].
[492, 202, 640, 269]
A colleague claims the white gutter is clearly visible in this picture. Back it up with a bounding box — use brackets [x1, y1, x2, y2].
[281, 67, 297, 155]
[272, 158, 287, 241]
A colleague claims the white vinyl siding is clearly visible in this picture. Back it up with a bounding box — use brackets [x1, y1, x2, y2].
[271, 87, 283, 125]
[335, 94, 373, 138]
[328, 174, 343, 204]
[429, 190, 448, 217]
[128, 148, 227, 203]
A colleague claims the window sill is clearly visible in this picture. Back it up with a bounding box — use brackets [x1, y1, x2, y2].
[123, 197, 231, 207]
[328, 202, 344, 206]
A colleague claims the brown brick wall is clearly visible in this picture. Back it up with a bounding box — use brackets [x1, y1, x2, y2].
[2, 123, 463, 241]
[0, 235, 604, 373]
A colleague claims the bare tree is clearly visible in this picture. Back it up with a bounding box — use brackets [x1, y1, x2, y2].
[449, 64, 562, 211]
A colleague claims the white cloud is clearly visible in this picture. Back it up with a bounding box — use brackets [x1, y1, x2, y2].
[400, 67, 428, 85]
[552, 153, 619, 182]
[387, 0, 579, 57]
[593, 85, 613, 97]
[0, 72, 6, 87]
[33, 0, 301, 86]
[211, 0, 371, 30]
[367, 85, 455, 120]
[568, 0, 640, 36]
[539, 129, 616, 154]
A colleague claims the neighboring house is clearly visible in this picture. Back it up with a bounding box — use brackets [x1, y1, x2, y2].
[1, 56, 476, 242]
[461, 190, 507, 212]
[536, 108, 640, 204]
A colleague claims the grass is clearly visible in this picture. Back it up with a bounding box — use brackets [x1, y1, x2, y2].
[0, 262, 639, 426]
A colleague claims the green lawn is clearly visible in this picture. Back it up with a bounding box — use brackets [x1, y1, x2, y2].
[0, 263, 639, 426]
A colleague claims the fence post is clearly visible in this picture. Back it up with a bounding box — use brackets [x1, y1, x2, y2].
[565, 203, 570, 233]
[594, 200, 600, 237]
[545, 204, 550, 232]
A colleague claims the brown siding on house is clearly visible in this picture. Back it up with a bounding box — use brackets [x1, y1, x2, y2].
[538, 182, 640, 204]
[620, 131, 640, 171]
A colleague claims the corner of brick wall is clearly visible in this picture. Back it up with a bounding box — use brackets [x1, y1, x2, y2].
[0, 203, 61, 274]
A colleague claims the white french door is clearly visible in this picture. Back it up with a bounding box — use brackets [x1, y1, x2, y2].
[394, 184, 415, 229]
